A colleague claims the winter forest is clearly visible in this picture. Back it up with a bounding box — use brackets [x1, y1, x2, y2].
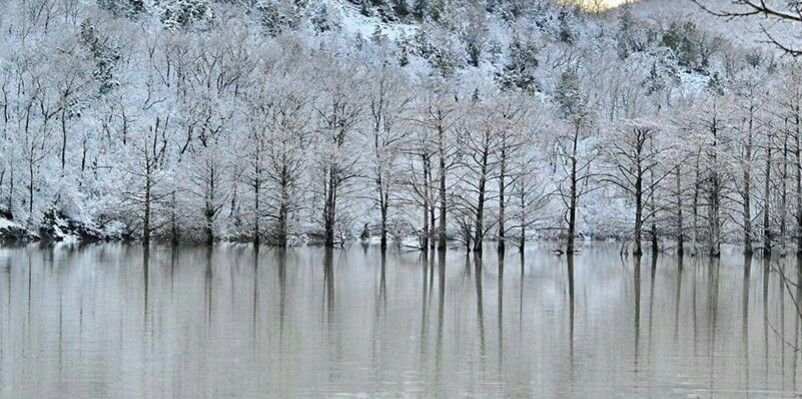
[2, 0, 801, 258]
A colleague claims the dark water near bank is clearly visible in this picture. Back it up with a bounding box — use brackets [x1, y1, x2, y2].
[0, 243, 801, 398]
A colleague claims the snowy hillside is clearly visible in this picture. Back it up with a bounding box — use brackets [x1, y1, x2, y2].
[0, 0, 799, 255]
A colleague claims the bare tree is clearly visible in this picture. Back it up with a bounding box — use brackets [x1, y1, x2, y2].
[366, 64, 410, 250]
[315, 63, 364, 248]
[689, 0, 802, 56]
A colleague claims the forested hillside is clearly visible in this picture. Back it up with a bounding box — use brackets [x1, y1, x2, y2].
[0, 0, 795, 255]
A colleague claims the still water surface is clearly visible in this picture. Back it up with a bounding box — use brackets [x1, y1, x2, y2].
[0, 243, 801, 398]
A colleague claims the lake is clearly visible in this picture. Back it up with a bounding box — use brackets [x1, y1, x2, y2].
[0, 243, 800, 398]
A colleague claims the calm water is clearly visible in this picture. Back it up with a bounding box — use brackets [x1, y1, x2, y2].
[0, 243, 801, 398]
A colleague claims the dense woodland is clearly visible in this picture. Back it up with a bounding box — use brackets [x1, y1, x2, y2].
[1, 0, 801, 257]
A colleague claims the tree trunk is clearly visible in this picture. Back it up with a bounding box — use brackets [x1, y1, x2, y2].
[60, 107, 67, 174]
[744, 109, 754, 255]
[634, 168, 643, 257]
[676, 165, 684, 256]
[498, 147, 507, 254]
[437, 124, 447, 251]
[708, 121, 721, 258]
[380, 195, 388, 250]
[566, 125, 579, 254]
[796, 109, 802, 257]
[253, 176, 261, 246]
[143, 163, 151, 243]
[473, 145, 489, 255]
[324, 166, 338, 248]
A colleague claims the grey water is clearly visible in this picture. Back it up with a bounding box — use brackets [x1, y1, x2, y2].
[0, 243, 800, 398]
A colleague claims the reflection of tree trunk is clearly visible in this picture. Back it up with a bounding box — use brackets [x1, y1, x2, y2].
[633, 255, 641, 369]
[708, 258, 720, 393]
[419, 253, 430, 356]
[278, 249, 287, 340]
[765, 136, 773, 256]
[567, 254, 575, 362]
[474, 254, 485, 360]
[674, 257, 683, 341]
[692, 153, 701, 257]
[648, 256, 657, 351]
[435, 250, 446, 383]
[205, 246, 213, 329]
[742, 254, 751, 391]
[252, 246, 259, 341]
[323, 249, 335, 321]
[143, 245, 150, 327]
[497, 255, 504, 369]
[763, 256, 769, 378]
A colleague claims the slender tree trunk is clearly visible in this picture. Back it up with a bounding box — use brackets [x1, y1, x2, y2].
[422, 154, 430, 250]
[498, 146, 507, 254]
[437, 124, 447, 251]
[254, 176, 261, 246]
[27, 154, 34, 218]
[7, 167, 13, 220]
[278, 165, 289, 248]
[60, 107, 67, 175]
[170, 191, 178, 245]
[324, 166, 338, 248]
[204, 165, 216, 245]
[143, 161, 152, 243]
[708, 119, 721, 258]
[795, 109, 802, 257]
[566, 125, 579, 254]
[380, 192, 388, 250]
[744, 109, 754, 255]
[781, 127, 790, 256]
[650, 171, 658, 255]
[634, 165, 643, 257]
[473, 145, 489, 255]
